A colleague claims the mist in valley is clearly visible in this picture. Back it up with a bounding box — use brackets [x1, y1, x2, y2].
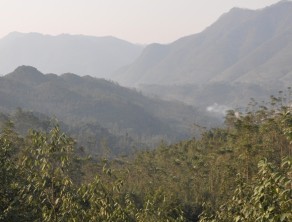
[0, 1, 291, 221]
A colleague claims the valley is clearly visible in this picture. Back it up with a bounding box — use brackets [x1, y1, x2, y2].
[0, 1, 291, 221]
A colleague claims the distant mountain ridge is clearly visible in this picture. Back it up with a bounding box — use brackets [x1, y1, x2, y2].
[0, 32, 144, 77]
[112, 1, 292, 87]
[0, 66, 217, 146]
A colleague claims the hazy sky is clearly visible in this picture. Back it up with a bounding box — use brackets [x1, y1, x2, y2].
[0, 0, 283, 44]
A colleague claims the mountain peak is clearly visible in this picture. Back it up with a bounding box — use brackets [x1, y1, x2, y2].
[14, 65, 41, 73]
[6, 66, 46, 85]
[113, 0, 292, 87]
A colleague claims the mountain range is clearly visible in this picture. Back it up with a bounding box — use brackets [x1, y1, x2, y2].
[113, 1, 292, 88]
[0, 1, 291, 148]
[0, 32, 143, 77]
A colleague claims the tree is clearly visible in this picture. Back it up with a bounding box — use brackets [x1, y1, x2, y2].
[199, 158, 292, 222]
[0, 122, 22, 221]
[16, 126, 80, 221]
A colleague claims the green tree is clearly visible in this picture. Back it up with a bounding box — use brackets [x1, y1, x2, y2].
[200, 158, 292, 222]
[17, 126, 80, 221]
[0, 122, 22, 221]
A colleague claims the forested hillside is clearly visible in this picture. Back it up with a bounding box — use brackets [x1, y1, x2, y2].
[1, 93, 291, 221]
[0, 109, 142, 156]
[0, 66, 219, 154]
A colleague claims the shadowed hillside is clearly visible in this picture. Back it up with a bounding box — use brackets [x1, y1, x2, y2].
[0, 66, 219, 150]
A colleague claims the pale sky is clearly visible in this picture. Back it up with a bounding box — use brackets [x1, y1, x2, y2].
[0, 0, 284, 44]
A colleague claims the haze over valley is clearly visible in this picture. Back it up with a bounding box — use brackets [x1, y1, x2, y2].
[0, 1, 291, 221]
[1, 1, 291, 113]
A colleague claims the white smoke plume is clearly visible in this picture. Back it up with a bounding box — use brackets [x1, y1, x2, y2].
[206, 103, 230, 116]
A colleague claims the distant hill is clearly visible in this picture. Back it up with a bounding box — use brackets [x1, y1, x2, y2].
[113, 1, 292, 88]
[0, 66, 217, 149]
[0, 108, 141, 156]
[0, 32, 143, 77]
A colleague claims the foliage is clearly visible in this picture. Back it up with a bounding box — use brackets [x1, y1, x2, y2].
[1, 95, 292, 221]
[0, 125, 185, 221]
[0, 122, 22, 221]
[199, 158, 292, 222]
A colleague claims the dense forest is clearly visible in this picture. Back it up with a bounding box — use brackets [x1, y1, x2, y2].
[0, 108, 144, 157]
[1, 93, 291, 221]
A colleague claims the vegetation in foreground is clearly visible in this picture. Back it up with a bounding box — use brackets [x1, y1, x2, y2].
[0, 95, 291, 221]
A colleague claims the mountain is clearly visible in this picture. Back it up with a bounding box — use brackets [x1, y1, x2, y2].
[0, 66, 217, 149]
[0, 32, 143, 77]
[113, 1, 292, 88]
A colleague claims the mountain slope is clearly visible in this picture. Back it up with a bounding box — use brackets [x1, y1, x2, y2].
[0, 32, 143, 77]
[0, 66, 216, 145]
[0, 108, 142, 156]
[113, 1, 292, 87]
